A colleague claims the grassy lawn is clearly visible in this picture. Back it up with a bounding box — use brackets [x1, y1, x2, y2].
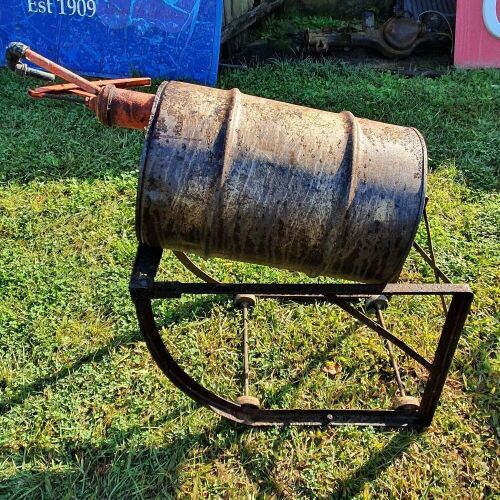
[0, 61, 498, 498]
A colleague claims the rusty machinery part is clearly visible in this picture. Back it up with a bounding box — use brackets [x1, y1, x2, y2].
[172, 251, 221, 284]
[6, 41, 62, 82]
[237, 396, 261, 409]
[137, 81, 427, 284]
[305, 14, 452, 59]
[234, 294, 259, 409]
[87, 83, 155, 130]
[5, 42, 154, 130]
[234, 294, 257, 308]
[395, 0, 456, 30]
[365, 294, 389, 312]
[6, 42, 99, 93]
[7, 43, 427, 285]
[27, 77, 152, 100]
[384, 16, 425, 50]
[130, 243, 473, 428]
[7, 41, 473, 429]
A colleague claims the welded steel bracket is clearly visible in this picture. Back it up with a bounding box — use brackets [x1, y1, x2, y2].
[130, 243, 472, 429]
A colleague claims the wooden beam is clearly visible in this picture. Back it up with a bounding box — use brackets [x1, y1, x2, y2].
[221, 0, 285, 43]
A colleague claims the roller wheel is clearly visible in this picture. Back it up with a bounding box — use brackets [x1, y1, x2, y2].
[393, 395, 420, 412]
[234, 294, 257, 308]
[237, 395, 261, 409]
[365, 294, 389, 313]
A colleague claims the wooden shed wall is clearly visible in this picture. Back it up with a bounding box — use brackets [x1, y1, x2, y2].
[223, 0, 256, 26]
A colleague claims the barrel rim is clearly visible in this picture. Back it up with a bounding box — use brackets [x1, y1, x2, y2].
[388, 126, 428, 283]
[135, 81, 170, 245]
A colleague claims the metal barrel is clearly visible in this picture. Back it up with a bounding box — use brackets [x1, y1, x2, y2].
[136, 81, 427, 283]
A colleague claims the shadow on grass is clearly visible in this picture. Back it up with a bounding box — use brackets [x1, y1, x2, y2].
[331, 430, 418, 498]
[0, 333, 141, 414]
[0, 290, 423, 496]
[0, 295, 223, 415]
[0, 412, 420, 498]
[0, 402, 202, 498]
[463, 328, 499, 433]
[262, 320, 360, 408]
[153, 294, 231, 331]
[241, 428, 418, 498]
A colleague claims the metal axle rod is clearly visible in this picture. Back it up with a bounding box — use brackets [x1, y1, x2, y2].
[375, 307, 406, 397]
[423, 205, 448, 315]
[234, 294, 259, 408]
[242, 303, 250, 396]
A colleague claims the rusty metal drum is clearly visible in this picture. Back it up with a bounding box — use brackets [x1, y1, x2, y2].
[136, 81, 427, 283]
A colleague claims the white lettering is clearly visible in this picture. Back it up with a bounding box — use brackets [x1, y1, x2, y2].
[57, 0, 66, 14]
[27, 0, 97, 17]
[87, 0, 96, 17]
[77, 0, 86, 16]
[67, 0, 76, 15]
[483, 0, 500, 38]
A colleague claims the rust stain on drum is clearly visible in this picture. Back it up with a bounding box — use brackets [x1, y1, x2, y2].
[136, 81, 427, 283]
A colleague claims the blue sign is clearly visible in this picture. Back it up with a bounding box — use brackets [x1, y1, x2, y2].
[0, 0, 222, 85]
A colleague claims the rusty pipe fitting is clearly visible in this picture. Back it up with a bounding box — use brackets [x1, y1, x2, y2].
[87, 85, 155, 130]
[7, 42, 154, 130]
[6, 42, 55, 81]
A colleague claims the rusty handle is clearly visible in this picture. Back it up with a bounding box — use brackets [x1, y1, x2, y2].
[6, 42, 55, 82]
[7, 41, 155, 130]
[6, 42, 100, 95]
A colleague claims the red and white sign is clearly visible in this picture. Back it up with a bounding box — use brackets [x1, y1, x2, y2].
[454, 0, 500, 68]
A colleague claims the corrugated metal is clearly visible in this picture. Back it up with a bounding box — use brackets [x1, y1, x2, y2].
[402, 0, 456, 25]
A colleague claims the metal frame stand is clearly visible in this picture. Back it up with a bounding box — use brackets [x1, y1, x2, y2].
[130, 238, 472, 428]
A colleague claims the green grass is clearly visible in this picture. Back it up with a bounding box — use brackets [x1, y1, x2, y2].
[0, 61, 499, 498]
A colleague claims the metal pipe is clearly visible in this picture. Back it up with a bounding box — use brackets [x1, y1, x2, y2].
[375, 307, 406, 396]
[423, 204, 448, 314]
[6, 43, 154, 130]
[24, 47, 100, 95]
[413, 241, 451, 284]
[242, 303, 250, 397]
[86, 85, 155, 130]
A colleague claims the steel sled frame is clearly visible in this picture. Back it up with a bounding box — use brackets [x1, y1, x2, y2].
[130, 242, 472, 429]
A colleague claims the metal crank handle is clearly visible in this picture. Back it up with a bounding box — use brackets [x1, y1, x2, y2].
[6, 42, 101, 93]
[6, 42, 56, 82]
[5, 42, 154, 130]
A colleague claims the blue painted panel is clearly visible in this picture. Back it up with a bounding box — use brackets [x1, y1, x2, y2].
[0, 0, 222, 85]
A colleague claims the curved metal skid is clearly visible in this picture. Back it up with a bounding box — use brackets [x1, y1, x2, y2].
[130, 243, 472, 428]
